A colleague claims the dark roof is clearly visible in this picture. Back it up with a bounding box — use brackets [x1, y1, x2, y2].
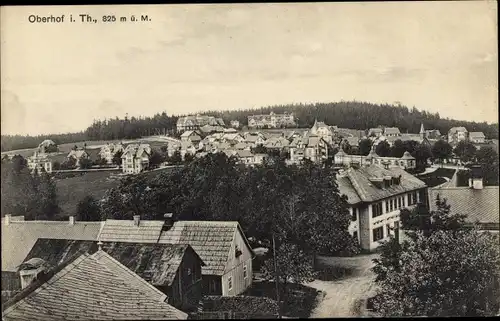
[202, 295, 279, 315]
[2, 250, 187, 320]
[22, 239, 205, 287]
[337, 164, 427, 204]
[1, 219, 102, 272]
[428, 186, 499, 225]
[158, 221, 254, 276]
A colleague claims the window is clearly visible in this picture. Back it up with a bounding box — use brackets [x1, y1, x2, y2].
[372, 202, 383, 218]
[228, 276, 233, 291]
[397, 197, 402, 209]
[353, 231, 358, 241]
[408, 191, 418, 205]
[385, 200, 389, 213]
[243, 264, 248, 279]
[351, 208, 357, 221]
[373, 226, 384, 242]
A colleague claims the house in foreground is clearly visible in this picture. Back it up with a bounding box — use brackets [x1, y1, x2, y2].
[337, 163, 428, 251]
[21, 238, 206, 311]
[2, 250, 187, 320]
[98, 217, 255, 296]
[428, 167, 499, 231]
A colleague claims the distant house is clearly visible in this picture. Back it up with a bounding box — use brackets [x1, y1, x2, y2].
[67, 149, 89, 167]
[310, 119, 334, 144]
[121, 144, 151, 174]
[383, 127, 401, 137]
[2, 250, 188, 320]
[428, 168, 499, 231]
[177, 115, 224, 132]
[180, 141, 198, 160]
[289, 132, 329, 164]
[22, 239, 206, 311]
[221, 132, 245, 143]
[230, 120, 240, 129]
[334, 148, 416, 170]
[37, 139, 58, 153]
[469, 132, 486, 144]
[98, 218, 255, 296]
[26, 151, 53, 173]
[448, 127, 469, 145]
[99, 143, 124, 164]
[180, 131, 202, 143]
[247, 112, 296, 129]
[337, 164, 428, 251]
[367, 128, 384, 138]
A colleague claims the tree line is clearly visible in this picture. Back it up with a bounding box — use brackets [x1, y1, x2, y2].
[2, 101, 497, 152]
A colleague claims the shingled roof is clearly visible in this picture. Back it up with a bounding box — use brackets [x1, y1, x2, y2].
[22, 239, 205, 287]
[1, 219, 102, 272]
[428, 186, 499, 225]
[337, 164, 427, 204]
[98, 219, 165, 243]
[158, 221, 253, 276]
[3, 250, 188, 320]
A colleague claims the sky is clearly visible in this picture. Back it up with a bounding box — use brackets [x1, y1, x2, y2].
[1, 2, 498, 136]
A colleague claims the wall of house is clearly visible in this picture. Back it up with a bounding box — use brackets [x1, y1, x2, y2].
[348, 206, 360, 244]
[221, 230, 253, 296]
[358, 191, 422, 251]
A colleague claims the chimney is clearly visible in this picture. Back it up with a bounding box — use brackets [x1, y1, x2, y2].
[19, 259, 47, 289]
[68, 216, 75, 225]
[383, 161, 390, 170]
[350, 161, 360, 169]
[133, 215, 140, 227]
[163, 213, 174, 231]
[5, 214, 11, 226]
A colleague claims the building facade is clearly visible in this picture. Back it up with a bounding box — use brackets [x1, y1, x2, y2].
[121, 144, 151, 174]
[448, 127, 469, 145]
[27, 152, 53, 173]
[338, 164, 428, 251]
[247, 112, 296, 129]
[334, 148, 416, 170]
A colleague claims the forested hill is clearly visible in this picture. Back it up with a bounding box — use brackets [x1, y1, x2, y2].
[1, 101, 498, 152]
[202, 101, 498, 139]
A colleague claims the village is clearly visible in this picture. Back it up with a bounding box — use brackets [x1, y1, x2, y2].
[1, 110, 499, 319]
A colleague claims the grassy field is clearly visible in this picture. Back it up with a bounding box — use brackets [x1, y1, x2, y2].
[55, 171, 121, 218]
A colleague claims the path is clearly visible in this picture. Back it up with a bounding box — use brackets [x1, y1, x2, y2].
[307, 254, 379, 318]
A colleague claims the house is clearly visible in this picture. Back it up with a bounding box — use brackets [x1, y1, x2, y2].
[167, 142, 182, 157]
[448, 127, 469, 145]
[180, 131, 202, 144]
[177, 115, 224, 132]
[221, 132, 245, 143]
[289, 132, 329, 164]
[383, 127, 401, 137]
[67, 149, 89, 167]
[310, 119, 334, 144]
[243, 132, 266, 146]
[121, 144, 151, 174]
[180, 141, 198, 160]
[1, 215, 102, 273]
[99, 143, 124, 164]
[469, 132, 486, 144]
[230, 120, 240, 129]
[97, 217, 255, 296]
[2, 250, 188, 320]
[368, 128, 384, 138]
[235, 150, 254, 165]
[26, 151, 53, 173]
[337, 164, 428, 251]
[428, 167, 499, 231]
[37, 139, 57, 153]
[334, 148, 417, 170]
[247, 112, 296, 129]
[21, 238, 206, 311]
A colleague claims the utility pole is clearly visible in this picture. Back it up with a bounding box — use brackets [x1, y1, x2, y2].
[272, 232, 281, 319]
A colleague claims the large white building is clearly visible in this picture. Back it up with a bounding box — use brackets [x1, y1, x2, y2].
[337, 164, 428, 251]
[26, 152, 53, 173]
[247, 112, 296, 129]
[334, 147, 416, 170]
[121, 144, 151, 174]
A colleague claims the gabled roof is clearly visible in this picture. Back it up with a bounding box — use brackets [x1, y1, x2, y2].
[158, 221, 254, 276]
[449, 127, 468, 134]
[469, 132, 486, 139]
[384, 127, 401, 135]
[337, 164, 427, 204]
[22, 239, 205, 287]
[428, 186, 499, 225]
[67, 149, 88, 159]
[1, 219, 102, 272]
[2, 250, 187, 320]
